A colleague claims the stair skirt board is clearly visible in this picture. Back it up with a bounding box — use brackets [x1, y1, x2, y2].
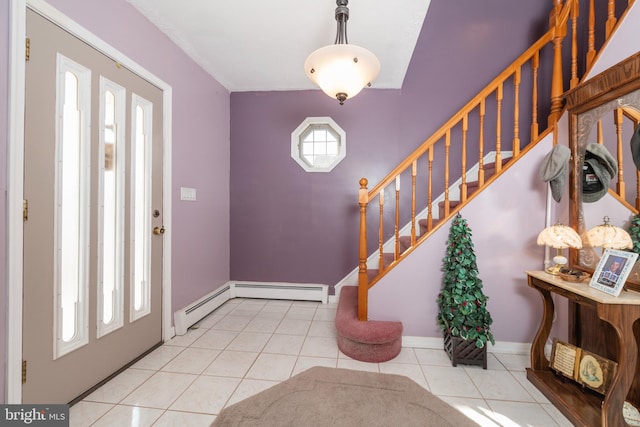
[173, 281, 329, 336]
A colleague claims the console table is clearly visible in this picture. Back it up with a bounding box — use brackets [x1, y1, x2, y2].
[526, 270, 640, 427]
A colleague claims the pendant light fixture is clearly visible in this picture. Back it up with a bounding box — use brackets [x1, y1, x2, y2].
[304, 0, 380, 105]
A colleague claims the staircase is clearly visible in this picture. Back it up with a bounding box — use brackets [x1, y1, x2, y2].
[335, 0, 636, 363]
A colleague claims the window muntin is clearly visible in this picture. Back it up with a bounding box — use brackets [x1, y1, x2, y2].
[291, 117, 346, 172]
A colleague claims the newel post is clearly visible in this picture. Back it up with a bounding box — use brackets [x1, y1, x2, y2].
[357, 178, 369, 321]
[548, 0, 567, 125]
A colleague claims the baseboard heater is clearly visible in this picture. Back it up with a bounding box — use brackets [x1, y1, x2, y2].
[173, 281, 328, 336]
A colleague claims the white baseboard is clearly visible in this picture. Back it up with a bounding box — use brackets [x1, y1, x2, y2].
[402, 335, 531, 355]
[173, 281, 329, 336]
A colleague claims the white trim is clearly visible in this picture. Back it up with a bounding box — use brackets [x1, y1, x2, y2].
[291, 117, 346, 172]
[231, 281, 328, 303]
[7, 0, 27, 405]
[7, 0, 173, 402]
[401, 336, 531, 355]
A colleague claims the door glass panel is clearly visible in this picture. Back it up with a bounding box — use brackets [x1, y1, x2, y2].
[55, 55, 91, 357]
[98, 78, 125, 337]
[131, 95, 152, 321]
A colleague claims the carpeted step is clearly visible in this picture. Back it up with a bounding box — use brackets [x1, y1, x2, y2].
[419, 217, 443, 235]
[335, 286, 403, 363]
[438, 200, 461, 219]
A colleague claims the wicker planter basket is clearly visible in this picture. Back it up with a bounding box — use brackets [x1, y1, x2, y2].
[444, 331, 487, 369]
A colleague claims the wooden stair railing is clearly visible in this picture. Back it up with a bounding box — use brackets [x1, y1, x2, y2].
[357, 0, 635, 321]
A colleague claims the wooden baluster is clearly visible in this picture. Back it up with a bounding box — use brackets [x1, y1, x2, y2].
[606, 0, 617, 38]
[513, 68, 521, 157]
[479, 99, 486, 186]
[570, 0, 579, 88]
[495, 83, 503, 172]
[548, 0, 566, 125]
[394, 177, 400, 260]
[411, 162, 417, 244]
[427, 148, 434, 230]
[357, 178, 368, 321]
[461, 115, 468, 202]
[531, 52, 540, 141]
[378, 190, 384, 272]
[444, 131, 451, 217]
[614, 108, 625, 196]
[587, 0, 596, 69]
[597, 119, 603, 144]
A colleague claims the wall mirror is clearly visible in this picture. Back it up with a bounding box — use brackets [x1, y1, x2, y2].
[566, 51, 640, 293]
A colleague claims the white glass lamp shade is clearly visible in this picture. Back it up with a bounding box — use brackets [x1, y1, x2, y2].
[586, 223, 633, 250]
[536, 224, 583, 249]
[537, 224, 583, 275]
[305, 44, 380, 104]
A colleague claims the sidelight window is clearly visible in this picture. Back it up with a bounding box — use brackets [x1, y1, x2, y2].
[54, 55, 91, 358]
[130, 94, 153, 321]
[97, 78, 126, 337]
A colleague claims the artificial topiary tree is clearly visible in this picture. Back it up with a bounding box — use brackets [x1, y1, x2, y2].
[437, 213, 495, 349]
[628, 213, 640, 256]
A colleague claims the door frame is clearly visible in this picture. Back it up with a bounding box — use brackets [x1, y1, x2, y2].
[7, 0, 173, 403]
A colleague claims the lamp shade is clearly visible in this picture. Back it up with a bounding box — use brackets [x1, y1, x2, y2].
[586, 217, 633, 249]
[537, 224, 583, 249]
[304, 44, 380, 104]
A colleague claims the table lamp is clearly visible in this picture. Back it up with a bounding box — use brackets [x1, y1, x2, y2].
[586, 216, 633, 250]
[537, 223, 583, 275]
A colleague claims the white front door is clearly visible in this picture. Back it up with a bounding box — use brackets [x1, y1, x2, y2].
[22, 8, 165, 404]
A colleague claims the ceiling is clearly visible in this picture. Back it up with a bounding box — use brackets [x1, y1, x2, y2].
[126, 0, 431, 93]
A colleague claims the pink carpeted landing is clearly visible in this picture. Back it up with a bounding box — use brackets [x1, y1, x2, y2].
[335, 286, 402, 362]
[212, 367, 478, 426]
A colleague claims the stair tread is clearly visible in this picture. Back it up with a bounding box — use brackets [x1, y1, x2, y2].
[335, 286, 402, 362]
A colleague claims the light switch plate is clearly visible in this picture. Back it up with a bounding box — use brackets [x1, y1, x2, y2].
[180, 187, 196, 201]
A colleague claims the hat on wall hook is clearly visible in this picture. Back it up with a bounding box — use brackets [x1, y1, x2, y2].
[539, 144, 571, 202]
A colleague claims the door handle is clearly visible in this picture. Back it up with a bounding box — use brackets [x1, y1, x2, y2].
[153, 226, 165, 235]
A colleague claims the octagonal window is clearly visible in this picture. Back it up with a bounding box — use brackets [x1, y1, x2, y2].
[291, 117, 346, 172]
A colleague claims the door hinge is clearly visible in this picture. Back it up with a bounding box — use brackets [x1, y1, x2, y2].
[22, 360, 27, 384]
[23, 199, 28, 221]
[25, 37, 30, 61]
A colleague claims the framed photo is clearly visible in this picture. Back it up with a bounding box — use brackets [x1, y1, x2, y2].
[577, 349, 617, 395]
[549, 339, 580, 380]
[589, 249, 639, 296]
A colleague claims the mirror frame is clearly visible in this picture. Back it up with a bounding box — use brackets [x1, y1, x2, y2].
[565, 51, 640, 292]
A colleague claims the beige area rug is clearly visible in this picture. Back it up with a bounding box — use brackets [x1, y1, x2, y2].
[212, 367, 478, 426]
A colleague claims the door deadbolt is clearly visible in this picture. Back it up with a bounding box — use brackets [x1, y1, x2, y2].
[153, 209, 160, 218]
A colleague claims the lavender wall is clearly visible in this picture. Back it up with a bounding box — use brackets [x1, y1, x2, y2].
[230, 1, 553, 289]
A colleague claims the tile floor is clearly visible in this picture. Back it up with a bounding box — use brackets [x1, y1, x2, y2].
[70, 298, 572, 426]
